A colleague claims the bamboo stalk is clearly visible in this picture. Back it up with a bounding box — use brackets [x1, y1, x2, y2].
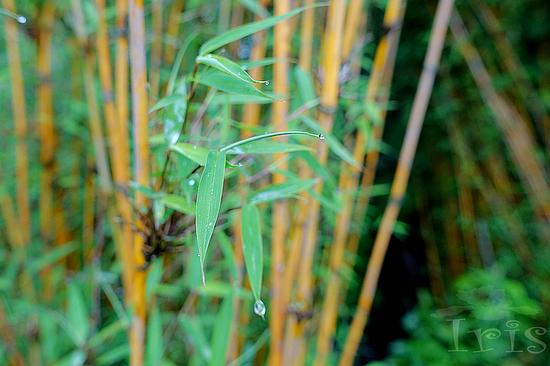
[281, 1, 316, 361]
[286, 1, 346, 364]
[2, 0, 30, 244]
[36, 1, 56, 245]
[450, 11, 550, 236]
[128, 0, 150, 364]
[149, 0, 163, 104]
[339, 1, 454, 364]
[313, 1, 404, 363]
[475, 2, 549, 144]
[269, 1, 291, 364]
[0, 303, 24, 366]
[163, 0, 185, 65]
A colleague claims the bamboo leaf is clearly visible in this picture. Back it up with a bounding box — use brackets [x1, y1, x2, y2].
[238, 0, 269, 18]
[198, 3, 326, 56]
[195, 69, 275, 99]
[300, 115, 359, 167]
[67, 283, 89, 346]
[220, 130, 319, 153]
[179, 316, 212, 362]
[196, 151, 226, 284]
[170, 142, 209, 166]
[241, 204, 263, 302]
[146, 303, 163, 366]
[162, 194, 195, 215]
[210, 295, 234, 366]
[226, 141, 312, 155]
[197, 54, 267, 85]
[249, 179, 317, 205]
[210, 94, 273, 105]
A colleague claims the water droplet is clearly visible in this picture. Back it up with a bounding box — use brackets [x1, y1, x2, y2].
[17, 16, 26, 24]
[263, 80, 270, 86]
[188, 179, 196, 186]
[254, 300, 266, 318]
[318, 134, 326, 140]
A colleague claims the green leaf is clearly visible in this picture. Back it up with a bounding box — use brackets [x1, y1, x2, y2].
[210, 93, 273, 105]
[146, 303, 163, 366]
[170, 142, 209, 166]
[198, 3, 326, 56]
[196, 151, 226, 284]
[249, 179, 317, 205]
[195, 69, 275, 99]
[162, 194, 195, 215]
[197, 54, 267, 85]
[300, 115, 358, 167]
[145, 258, 164, 303]
[29, 242, 78, 273]
[149, 94, 184, 113]
[241, 204, 263, 302]
[226, 141, 312, 155]
[179, 316, 211, 362]
[67, 282, 89, 346]
[210, 295, 234, 366]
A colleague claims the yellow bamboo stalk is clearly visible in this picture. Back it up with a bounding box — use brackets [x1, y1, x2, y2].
[129, 0, 150, 364]
[285, 1, 346, 364]
[115, 0, 130, 161]
[94, 0, 134, 305]
[339, 1, 455, 364]
[0, 193, 24, 249]
[281, 2, 316, 361]
[269, 1, 291, 364]
[149, 0, 163, 104]
[313, 1, 404, 363]
[3, 0, 30, 244]
[342, 0, 364, 62]
[37, 1, 56, 245]
[164, 0, 185, 65]
[450, 11, 550, 234]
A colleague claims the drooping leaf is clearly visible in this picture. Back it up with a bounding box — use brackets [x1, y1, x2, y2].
[249, 179, 317, 205]
[220, 130, 319, 153]
[210, 295, 234, 366]
[162, 194, 195, 215]
[196, 151, 226, 284]
[241, 204, 263, 302]
[198, 3, 326, 56]
[170, 142, 209, 166]
[197, 54, 267, 85]
[162, 80, 187, 144]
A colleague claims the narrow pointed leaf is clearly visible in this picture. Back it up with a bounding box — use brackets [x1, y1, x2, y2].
[210, 295, 234, 366]
[162, 194, 195, 215]
[197, 54, 267, 85]
[195, 69, 276, 99]
[241, 204, 263, 301]
[249, 179, 317, 205]
[170, 142, 209, 166]
[198, 3, 326, 56]
[196, 151, 226, 283]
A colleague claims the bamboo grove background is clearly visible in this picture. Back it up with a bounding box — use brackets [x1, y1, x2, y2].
[0, 0, 549, 365]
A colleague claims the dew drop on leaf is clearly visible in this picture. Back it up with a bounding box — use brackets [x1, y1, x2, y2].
[17, 16, 26, 24]
[188, 179, 196, 186]
[254, 299, 266, 318]
[318, 134, 325, 140]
